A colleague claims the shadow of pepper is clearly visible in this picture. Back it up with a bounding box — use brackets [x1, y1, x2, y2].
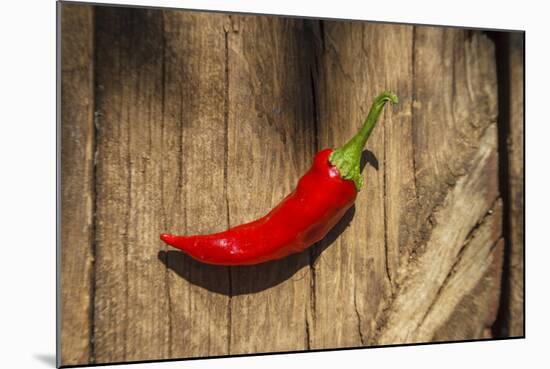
[361, 149, 378, 171]
[157, 150, 376, 296]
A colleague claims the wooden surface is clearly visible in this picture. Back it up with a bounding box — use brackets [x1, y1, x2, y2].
[59, 3, 524, 366]
[225, 16, 315, 354]
[504, 33, 525, 337]
[60, 3, 95, 364]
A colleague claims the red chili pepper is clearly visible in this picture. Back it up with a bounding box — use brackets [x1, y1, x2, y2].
[161, 92, 398, 265]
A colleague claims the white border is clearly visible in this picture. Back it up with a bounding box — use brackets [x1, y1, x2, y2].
[1, 1, 547, 368]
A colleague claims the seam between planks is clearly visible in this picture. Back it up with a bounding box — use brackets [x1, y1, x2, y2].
[89, 7, 98, 363]
[223, 19, 233, 355]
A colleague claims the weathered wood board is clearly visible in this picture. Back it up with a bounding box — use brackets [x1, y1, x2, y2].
[504, 32, 525, 337]
[225, 15, 316, 354]
[59, 3, 95, 365]
[59, 3, 523, 366]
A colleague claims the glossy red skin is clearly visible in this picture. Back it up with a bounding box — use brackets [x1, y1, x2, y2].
[160, 149, 357, 265]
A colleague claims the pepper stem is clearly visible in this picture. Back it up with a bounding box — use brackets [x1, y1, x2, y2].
[329, 91, 398, 190]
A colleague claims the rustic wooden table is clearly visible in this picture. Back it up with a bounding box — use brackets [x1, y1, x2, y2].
[60, 3, 524, 365]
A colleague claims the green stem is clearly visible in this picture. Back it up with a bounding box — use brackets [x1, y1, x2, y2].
[329, 91, 398, 190]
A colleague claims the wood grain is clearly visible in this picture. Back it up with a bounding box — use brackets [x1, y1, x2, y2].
[376, 124, 500, 344]
[160, 10, 231, 358]
[433, 236, 504, 341]
[311, 21, 414, 348]
[59, 4, 520, 365]
[374, 28, 500, 345]
[225, 15, 316, 354]
[93, 7, 169, 363]
[505, 32, 524, 337]
[59, 3, 95, 365]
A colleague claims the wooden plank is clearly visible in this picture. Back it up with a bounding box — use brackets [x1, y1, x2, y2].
[433, 237, 504, 341]
[407, 28, 499, 254]
[93, 7, 170, 363]
[159, 10, 231, 358]
[435, 31, 523, 341]
[374, 28, 500, 344]
[419, 202, 504, 341]
[59, 3, 95, 366]
[225, 15, 316, 354]
[93, 7, 232, 363]
[310, 21, 414, 348]
[376, 124, 500, 344]
[506, 32, 524, 337]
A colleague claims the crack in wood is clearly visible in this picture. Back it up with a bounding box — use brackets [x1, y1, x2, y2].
[223, 23, 232, 355]
[310, 68, 319, 156]
[489, 31, 521, 338]
[123, 66, 131, 363]
[304, 307, 311, 350]
[417, 197, 502, 331]
[159, 14, 173, 358]
[178, 89, 186, 233]
[89, 8, 98, 363]
[374, 123, 500, 344]
[383, 97, 392, 291]
[305, 43, 321, 350]
[319, 20, 325, 52]
[353, 284, 365, 345]
[410, 26, 419, 207]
